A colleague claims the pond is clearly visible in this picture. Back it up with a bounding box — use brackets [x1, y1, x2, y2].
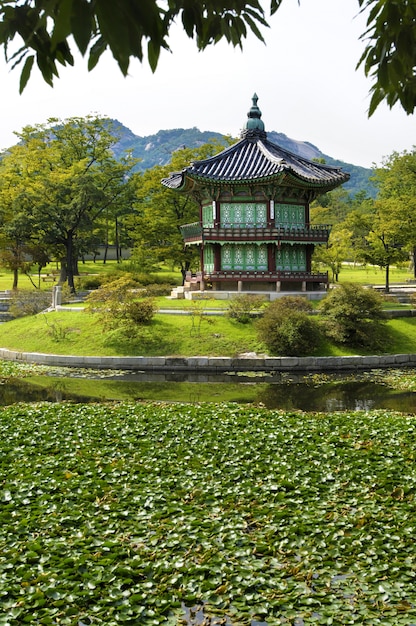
[3, 368, 416, 411]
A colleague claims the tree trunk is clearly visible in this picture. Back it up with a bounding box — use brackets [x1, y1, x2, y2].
[12, 267, 18, 290]
[385, 263, 390, 293]
[115, 217, 120, 262]
[66, 234, 76, 294]
[59, 261, 67, 284]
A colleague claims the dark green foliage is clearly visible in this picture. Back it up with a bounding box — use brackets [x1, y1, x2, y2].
[358, 0, 416, 116]
[320, 282, 386, 348]
[227, 294, 265, 323]
[256, 296, 320, 356]
[78, 276, 103, 290]
[0, 0, 269, 90]
[8, 290, 52, 318]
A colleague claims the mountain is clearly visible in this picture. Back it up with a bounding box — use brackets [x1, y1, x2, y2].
[111, 121, 376, 198]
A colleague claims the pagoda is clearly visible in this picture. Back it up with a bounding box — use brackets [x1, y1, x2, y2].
[162, 94, 349, 299]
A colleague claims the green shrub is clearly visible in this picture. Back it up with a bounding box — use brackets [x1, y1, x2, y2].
[319, 283, 386, 348]
[85, 276, 137, 308]
[264, 295, 314, 315]
[9, 290, 52, 318]
[227, 294, 266, 323]
[78, 276, 103, 290]
[141, 283, 174, 297]
[85, 277, 156, 337]
[121, 299, 157, 325]
[256, 296, 321, 356]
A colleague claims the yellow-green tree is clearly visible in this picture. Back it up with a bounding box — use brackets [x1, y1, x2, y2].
[0, 116, 136, 292]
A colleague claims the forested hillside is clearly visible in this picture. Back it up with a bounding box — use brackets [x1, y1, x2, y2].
[111, 121, 376, 197]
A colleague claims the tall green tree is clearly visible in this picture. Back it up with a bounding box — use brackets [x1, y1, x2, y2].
[132, 139, 233, 282]
[373, 149, 416, 278]
[0, 1, 415, 116]
[0, 116, 136, 292]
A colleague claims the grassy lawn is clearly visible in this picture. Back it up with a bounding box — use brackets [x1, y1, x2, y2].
[0, 261, 182, 292]
[333, 263, 414, 285]
[1, 402, 416, 624]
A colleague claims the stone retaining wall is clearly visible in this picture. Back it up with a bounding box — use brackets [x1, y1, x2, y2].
[1, 348, 416, 372]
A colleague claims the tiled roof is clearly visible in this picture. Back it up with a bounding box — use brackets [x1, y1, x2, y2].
[162, 134, 349, 191]
[161, 94, 350, 192]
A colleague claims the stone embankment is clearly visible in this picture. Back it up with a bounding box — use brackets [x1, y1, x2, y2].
[1, 347, 416, 372]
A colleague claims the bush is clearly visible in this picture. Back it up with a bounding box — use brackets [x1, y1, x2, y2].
[256, 296, 321, 356]
[319, 283, 386, 348]
[9, 290, 52, 318]
[227, 294, 266, 323]
[85, 277, 157, 337]
[141, 283, 174, 297]
[121, 299, 157, 325]
[78, 276, 103, 290]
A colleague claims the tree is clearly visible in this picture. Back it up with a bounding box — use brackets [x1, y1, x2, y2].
[313, 225, 351, 283]
[131, 139, 233, 283]
[373, 149, 416, 278]
[0, 116, 136, 292]
[1, 0, 416, 117]
[343, 203, 408, 293]
[0, 136, 51, 289]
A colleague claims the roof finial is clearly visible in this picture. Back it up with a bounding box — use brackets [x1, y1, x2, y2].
[241, 93, 266, 140]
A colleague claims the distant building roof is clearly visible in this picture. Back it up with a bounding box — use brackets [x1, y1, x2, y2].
[162, 94, 350, 193]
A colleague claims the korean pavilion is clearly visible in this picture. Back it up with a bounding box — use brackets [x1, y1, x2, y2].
[162, 94, 349, 299]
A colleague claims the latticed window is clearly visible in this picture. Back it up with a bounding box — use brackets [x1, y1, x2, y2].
[202, 205, 214, 227]
[221, 244, 268, 271]
[203, 245, 215, 272]
[275, 203, 305, 228]
[276, 245, 306, 271]
[220, 203, 267, 227]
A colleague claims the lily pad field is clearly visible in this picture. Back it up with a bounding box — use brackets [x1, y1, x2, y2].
[1, 402, 416, 625]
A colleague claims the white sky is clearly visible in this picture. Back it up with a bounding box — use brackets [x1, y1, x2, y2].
[0, 0, 415, 168]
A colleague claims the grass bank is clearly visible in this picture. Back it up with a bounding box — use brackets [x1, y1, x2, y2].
[1, 308, 416, 357]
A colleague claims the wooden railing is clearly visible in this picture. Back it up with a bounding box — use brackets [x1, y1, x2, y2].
[205, 270, 328, 282]
[180, 222, 330, 242]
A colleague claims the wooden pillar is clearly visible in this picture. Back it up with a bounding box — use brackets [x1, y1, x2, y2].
[214, 244, 221, 271]
[306, 245, 312, 273]
[268, 244, 275, 272]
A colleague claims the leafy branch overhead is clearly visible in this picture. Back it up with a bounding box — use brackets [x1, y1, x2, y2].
[0, 0, 273, 92]
[0, 1, 415, 116]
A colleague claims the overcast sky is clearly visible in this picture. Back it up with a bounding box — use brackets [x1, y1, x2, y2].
[1, 0, 415, 168]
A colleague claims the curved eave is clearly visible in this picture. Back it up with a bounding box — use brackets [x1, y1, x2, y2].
[162, 169, 349, 194]
[161, 136, 350, 192]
